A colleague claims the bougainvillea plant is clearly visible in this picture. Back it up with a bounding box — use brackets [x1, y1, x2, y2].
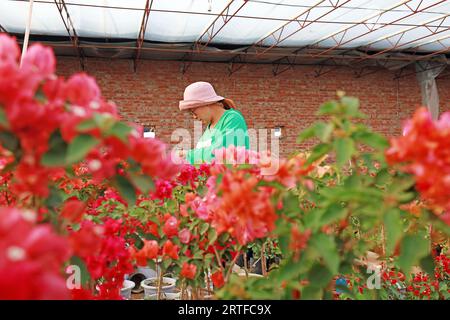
[1, 34, 449, 300]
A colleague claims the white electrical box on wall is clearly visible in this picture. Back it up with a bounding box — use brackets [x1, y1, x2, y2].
[143, 127, 155, 139]
[144, 131, 155, 139]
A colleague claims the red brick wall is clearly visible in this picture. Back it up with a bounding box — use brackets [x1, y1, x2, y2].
[56, 57, 450, 157]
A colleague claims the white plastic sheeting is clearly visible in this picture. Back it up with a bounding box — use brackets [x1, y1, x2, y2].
[415, 58, 447, 119]
[1, 0, 449, 52]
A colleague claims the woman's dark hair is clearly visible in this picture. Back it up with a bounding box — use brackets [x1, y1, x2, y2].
[221, 98, 236, 110]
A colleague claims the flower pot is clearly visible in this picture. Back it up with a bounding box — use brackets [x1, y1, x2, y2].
[238, 272, 264, 278]
[145, 292, 181, 300]
[141, 277, 176, 298]
[120, 280, 135, 300]
[127, 267, 158, 293]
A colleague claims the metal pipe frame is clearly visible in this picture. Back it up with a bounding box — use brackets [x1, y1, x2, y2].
[195, 0, 249, 52]
[54, 0, 85, 69]
[354, 13, 450, 64]
[134, 0, 153, 72]
[270, 0, 448, 75]
[181, 0, 249, 74]
[8, 0, 450, 29]
[39, 41, 448, 62]
[253, 0, 352, 56]
[2, 0, 447, 75]
[228, 0, 351, 75]
[393, 60, 448, 79]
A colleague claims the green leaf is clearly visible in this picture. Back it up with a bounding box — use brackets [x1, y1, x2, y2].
[383, 209, 404, 256]
[297, 125, 316, 144]
[106, 122, 132, 143]
[162, 258, 172, 270]
[420, 255, 435, 278]
[41, 130, 68, 167]
[314, 122, 334, 142]
[0, 131, 20, 152]
[114, 175, 136, 206]
[354, 131, 389, 150]
[317, 101, 339, 115]
[334, 137, 355, 168]
[76, 118, 97, 131]
[93, 113, 116, 132]
[129, 173, 154, 194]
[301, 286, 323, 299]
[310, 234, 339, 274]
[397, 234, 429, 275]
[341, 96, 360, 117]
[0, 108, 9, 129]
[276, 259, 302, 282]
[199, 223, 209, 236]
[66, 134, 100, 164]
[207, 228, 218, 246]
[308, 263, 334, 288]
[45, 186, 65, 211]
[283, 193, 300, 214]
[375, 169, 391, 186]
[320, 203, 347, 226]
[306, 143, 332, 165]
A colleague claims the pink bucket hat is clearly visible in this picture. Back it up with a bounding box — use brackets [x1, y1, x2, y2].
[179, 81, 224, 111]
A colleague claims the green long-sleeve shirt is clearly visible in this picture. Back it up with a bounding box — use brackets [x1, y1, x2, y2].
[187, 109, 250, 164]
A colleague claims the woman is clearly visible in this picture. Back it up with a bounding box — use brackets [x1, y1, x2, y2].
[179, 81, 249, 164]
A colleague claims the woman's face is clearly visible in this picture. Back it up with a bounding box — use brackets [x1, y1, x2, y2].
[190, 104, 215, 123]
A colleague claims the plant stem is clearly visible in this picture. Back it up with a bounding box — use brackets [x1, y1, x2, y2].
[261, 243, 268, 276]
[381, 224, 386, 258]
[243, 251, 249, 276]
[225, 249, 242, 282]
[212, 246, 224, 273]
[156, 263, 162, 300]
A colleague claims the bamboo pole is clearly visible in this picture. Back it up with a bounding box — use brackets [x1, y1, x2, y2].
[20, 0, 34, 66]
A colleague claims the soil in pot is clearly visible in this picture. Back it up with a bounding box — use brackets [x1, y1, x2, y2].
[146, 279, 174, 287]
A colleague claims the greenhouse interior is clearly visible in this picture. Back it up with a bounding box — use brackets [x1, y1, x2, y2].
[0, 0, 449, 303]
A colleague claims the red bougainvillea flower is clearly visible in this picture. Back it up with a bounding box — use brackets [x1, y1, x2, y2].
[180, 262, 197, 279]
[152, 179, 176, 201]
[69, 220, 104, 258]
[162, 215, 179, 238]
[290, 226, 311, 253]
[201, 169, 277, 245]
[211, 270, 225, 288]
[129, 136, 179, 180]
[70, 288, 96, 300]
[177, 164, 199, 187]
[262, 153, 314, 188]
[21, 43, 55, 78]
[61, 197, 86, 223]
[386, 107, 450, 217]
[132, 240, 159, 266]
[162, 240, 179, 260]
[70, 219, 133, 299]
[0, 207, 71, 299]
[0, 34, 19, 63]
[65, 73, 100, 107]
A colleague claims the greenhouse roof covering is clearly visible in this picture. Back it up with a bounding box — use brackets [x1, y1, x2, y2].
[1, 0, 449, 73]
